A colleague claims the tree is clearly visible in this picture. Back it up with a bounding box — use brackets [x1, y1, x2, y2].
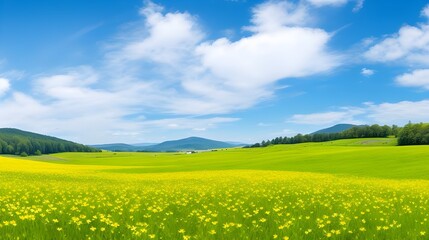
[398, 123, 429, 146]
[391, 125, 400, 137]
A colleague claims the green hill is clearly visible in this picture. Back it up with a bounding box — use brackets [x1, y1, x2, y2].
[141, 137, 235, 152]
[312, 124, 358, 134]
[92, 137, 237, 152]
[0, 128, 99, 155]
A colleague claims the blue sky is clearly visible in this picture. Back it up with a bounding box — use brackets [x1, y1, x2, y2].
[1, 0, 429, 144]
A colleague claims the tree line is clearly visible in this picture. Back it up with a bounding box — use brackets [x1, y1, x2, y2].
[397, 123, 429, 145]
[247, 124, 402, 148]
[0, 128, 100, 156]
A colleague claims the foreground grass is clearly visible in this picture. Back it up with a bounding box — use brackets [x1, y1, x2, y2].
[35, 138, 429, 180]
[1, 152, 429, 239]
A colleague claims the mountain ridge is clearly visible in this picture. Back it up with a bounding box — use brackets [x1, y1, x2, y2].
[93, 136, 238, 152]
[312, 124, 358, 134]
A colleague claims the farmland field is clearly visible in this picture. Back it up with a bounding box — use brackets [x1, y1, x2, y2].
[1, 138, 429, 239]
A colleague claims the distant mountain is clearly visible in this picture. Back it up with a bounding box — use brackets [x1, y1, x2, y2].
[131, 143, 157, 147]
[225, 141, 249, 146]
[91, 142, 158, 151]
[142, 137, 235, 152]
[312, 124, 358, 134]
[0, 128, 99, 155]
[92, 137, 240, 152]
[90, 143, 142, 152]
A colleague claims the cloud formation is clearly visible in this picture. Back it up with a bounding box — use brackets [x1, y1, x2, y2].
[246, 1, 311, 31]
[365, 4, 429, 66]
[363, 4, 429, 91]
[361, 68, 374, 76]
[288, 108, 364, 125]
[108, 2, 204, 66]
[366, 100, 429, 124]
[365, 25, 429, 65]
[289, 99, 429, 127]
[0, 1, 342, 143]
[0, 78, 10, 96]
[107, 0, 341, 115]
[396, 69, 429, 90]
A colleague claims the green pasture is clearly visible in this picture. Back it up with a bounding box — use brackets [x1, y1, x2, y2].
[2, 138, 429, 239]
[27, 138, 429, 180]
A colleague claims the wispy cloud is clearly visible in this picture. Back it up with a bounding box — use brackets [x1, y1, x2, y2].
[306, 0, 348, 7]
[352, 0, 364, 12]
[288, 100, 429, 126]
[364, 5, 429, 66]
[364, 4, 429, 91]
[421, 4, 429, 19]
[361, 68, 374, 76]
[68, 22, 104, 41]
[288, 108, 364, 125]
[396, 69, 429, 90]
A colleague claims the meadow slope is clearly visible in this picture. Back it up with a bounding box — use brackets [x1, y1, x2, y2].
[1, 138, 429, 239]
[38, 138, 429, 180]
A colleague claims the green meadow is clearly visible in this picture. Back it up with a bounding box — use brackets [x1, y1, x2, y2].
[1, 138, 429, 239]
[36, 137, 429, 180]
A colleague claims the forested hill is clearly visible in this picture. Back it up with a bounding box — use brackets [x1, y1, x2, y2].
[311, 124, 358, 134]
[0, 128, 100, 156]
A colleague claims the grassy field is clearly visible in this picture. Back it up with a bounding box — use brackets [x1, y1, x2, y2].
[1, 138, 429, 239]
[28, 137, 429, 180]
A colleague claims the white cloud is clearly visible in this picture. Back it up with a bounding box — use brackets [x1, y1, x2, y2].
[0, 78, 10, 96]
[306, 0, 348, 7]
[361, 68, 374, 76]
[288, 100, 429, 127]
[0, 1, 343, 143]
[365, 25, 429, 64]
[0, 72, 140, 144]
[365, 5, 429, 66]
[34, 66, 99, 100]
[197, 28, 338, 88]
[365, 5, 429, 90]
[396, 69, 429, 89]
[106, 0, 340, 115]
[366, 100, 429, 125]
[0, 64, 241, 143]
[288, 109, 364, 125]
[107, 1, 204, 66]
[245, 1, 311, 32]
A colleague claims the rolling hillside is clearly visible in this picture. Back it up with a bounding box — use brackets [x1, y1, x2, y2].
[142, 137, 235, 152]
[312, 124, 358, 134]
[93, 137, 237, 152]
[0, 128, 99, 155]
[37, 137, 429, 180]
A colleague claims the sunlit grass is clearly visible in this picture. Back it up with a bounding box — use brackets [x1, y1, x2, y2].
[38, 139, 429, 180]
[1, 151, 429, 239]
